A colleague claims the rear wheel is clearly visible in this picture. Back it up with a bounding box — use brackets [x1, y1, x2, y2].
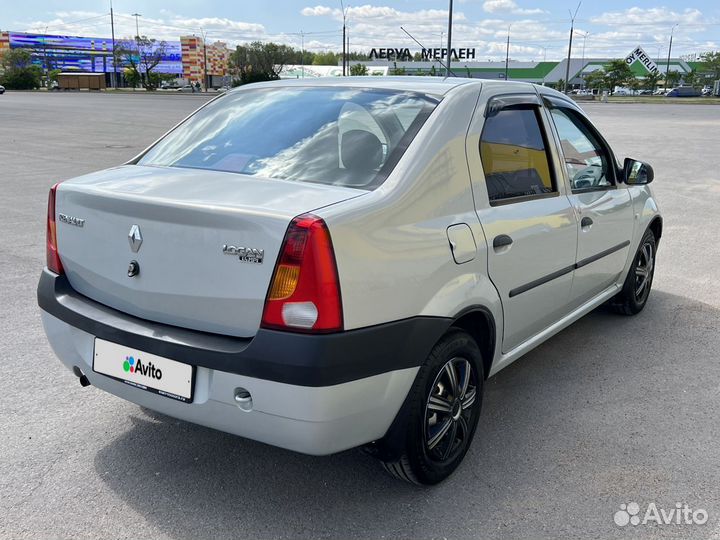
[379, 329, 484, 485]
[611, 228, 656, 315]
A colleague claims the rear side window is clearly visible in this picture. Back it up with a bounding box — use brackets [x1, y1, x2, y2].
[480, 107, 556, 203]
[138, 87, 437, 190]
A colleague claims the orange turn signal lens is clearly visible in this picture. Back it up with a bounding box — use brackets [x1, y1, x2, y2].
[268, 264, 300, 300]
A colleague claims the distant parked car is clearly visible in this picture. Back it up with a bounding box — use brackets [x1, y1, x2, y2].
[0, 84, 5, 94]
[177, 85, 195, 93]
[665, 86, 701, 97]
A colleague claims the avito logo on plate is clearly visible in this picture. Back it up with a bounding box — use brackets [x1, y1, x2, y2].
[122, 355, 163, 380]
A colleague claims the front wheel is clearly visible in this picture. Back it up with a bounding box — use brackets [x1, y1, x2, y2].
[379, 329, 484, 485]
[611, 228, 656, 315]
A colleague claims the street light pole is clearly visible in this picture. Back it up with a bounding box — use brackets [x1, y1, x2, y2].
[575, 30, 589, 89]
[201, 28, 208, 92]
[446, 0, 453, 77]
[665, 23, 678, 91]
[300, 31, 305, 79]
[110, 1, 117, 88]
[563, 2, 581, 93]
[131, 13, 141, 90]
[132, 13, 141, 39]
[504, 25, 510, 81]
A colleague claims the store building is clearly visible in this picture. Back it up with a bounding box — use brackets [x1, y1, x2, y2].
[0, 30, 230, 87]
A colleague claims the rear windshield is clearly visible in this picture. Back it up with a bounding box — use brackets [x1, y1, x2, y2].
[138, 87, 438, 190]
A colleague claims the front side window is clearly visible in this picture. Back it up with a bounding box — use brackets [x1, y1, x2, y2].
[138, 87, 437, 190]
[480, 107, 556, 203]
[549, 108, 613, 190]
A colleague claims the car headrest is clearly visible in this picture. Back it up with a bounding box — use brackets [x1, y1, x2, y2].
[341, 130, 383, 172]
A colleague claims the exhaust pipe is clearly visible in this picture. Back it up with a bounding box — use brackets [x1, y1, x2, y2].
[73, 366, 92, 387]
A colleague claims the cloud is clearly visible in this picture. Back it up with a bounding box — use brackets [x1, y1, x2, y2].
[19, 10, 266, 46]
[589, 7, 704, 26]
[482, 0, 545, 15]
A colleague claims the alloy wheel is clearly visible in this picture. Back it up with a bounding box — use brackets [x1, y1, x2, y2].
[424, 357, 477, 463]
[634, 241, 654, 300]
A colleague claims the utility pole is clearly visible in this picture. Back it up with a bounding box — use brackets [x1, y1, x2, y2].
[563, 2, 581, 93]
[504, 25, 510, 81]
[110, 1, 116, 88]
[446, 0, 453, 77]
[665, 23, 679, 90]
[340, 0, 347, 76]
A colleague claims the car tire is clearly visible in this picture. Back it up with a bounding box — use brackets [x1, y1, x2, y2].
[379, 329, 484, 485]
[611, 228, 656, 315]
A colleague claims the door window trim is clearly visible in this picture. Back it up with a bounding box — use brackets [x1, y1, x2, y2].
[542, 96, 619, 194]
[480, 93, 561, 207]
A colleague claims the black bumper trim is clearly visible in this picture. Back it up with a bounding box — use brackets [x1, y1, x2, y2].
[38, 270, 451, 387]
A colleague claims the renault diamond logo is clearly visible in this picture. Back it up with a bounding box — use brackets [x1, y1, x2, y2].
[128, 225, 143, 253]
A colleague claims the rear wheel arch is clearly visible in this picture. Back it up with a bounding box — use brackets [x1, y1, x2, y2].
[367, 307, 495, 464]
[450, 306, 496, 380]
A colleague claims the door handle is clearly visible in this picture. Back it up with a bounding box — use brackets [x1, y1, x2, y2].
[493, 234, 513, 249]
[581, 217, 593, 228]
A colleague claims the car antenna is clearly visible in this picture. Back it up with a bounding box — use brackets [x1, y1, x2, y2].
[400, 26, 457, 77]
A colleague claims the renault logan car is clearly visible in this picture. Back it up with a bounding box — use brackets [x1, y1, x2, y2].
[38, 78, 661, 485]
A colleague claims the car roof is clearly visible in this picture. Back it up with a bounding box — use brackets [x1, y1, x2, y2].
[228, 76, 533, 97]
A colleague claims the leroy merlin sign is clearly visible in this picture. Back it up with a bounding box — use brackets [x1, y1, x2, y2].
[625, 46, 660, 75]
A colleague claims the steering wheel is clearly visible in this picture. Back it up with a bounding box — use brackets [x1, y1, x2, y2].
[572, 164, 604, 189]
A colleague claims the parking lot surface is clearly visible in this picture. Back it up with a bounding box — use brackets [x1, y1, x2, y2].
[1, 92, 719, 539]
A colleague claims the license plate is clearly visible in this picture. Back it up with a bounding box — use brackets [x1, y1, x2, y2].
[93, 338, 194, 403]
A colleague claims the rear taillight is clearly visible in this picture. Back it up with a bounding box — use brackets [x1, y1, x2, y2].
[46, 183, 64, 275]
[261, 213, 343, 333]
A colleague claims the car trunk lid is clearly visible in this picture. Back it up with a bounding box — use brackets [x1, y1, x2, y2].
[55, 165, 363, 337]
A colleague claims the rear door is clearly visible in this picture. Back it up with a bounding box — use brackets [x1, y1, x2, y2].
[542, 96, 634, 306]
[467, 91, 578, 352]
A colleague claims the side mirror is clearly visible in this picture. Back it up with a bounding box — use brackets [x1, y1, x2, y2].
[623, 158, 654, 185]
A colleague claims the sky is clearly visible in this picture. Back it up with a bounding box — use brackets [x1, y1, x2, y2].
[1, 0, 719, 62]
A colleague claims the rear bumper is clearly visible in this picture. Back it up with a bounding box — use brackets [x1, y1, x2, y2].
[38, 270, 451, 454]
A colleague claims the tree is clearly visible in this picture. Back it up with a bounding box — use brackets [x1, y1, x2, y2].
[0, 49, 43, 89]
[682, 69, 698, 88]
[665, 70, 681, 88]
[116, 36, 168, 90]
[700, 51, 720, 80]
[313, 51, 340, 66]
[627, 76, 642, 94]
[230, 41, 296, 84]
[603, 59, 635, 94]
[584, 70, 607, 92]
[123, 66, 140, 89]
[349, 63, 368, 76]
[642, 71, 661, 92]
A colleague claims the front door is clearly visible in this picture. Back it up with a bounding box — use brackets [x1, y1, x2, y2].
[545, 103, 634, 306]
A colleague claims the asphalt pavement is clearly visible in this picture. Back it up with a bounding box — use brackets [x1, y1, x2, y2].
[1, 92, 719, 539]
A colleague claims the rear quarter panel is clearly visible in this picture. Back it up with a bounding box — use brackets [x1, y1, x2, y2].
[317, 84, 503, 344]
